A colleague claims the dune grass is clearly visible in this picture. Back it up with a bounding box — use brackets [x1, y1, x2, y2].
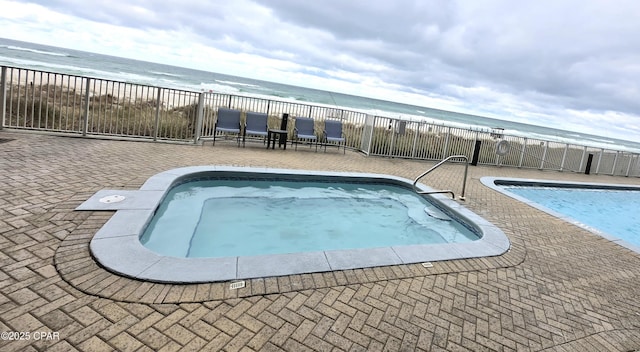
[5, 84, 206, 139]
[3, 83, 593, 171]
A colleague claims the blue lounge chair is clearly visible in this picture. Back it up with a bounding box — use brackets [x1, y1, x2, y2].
[243, 112, 269, 147]
[322, 119, 346, 153]
[213, 108, 241, 146]
[293, 117, 317, 151]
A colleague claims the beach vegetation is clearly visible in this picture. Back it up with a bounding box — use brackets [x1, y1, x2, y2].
[2, 82, 593, 172]
[5, 84, 203, 139]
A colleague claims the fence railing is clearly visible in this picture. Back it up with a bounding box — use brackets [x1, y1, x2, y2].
[2, 65, 639, 177]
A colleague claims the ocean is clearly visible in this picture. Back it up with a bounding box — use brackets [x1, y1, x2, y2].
[1, 37, 639, 152]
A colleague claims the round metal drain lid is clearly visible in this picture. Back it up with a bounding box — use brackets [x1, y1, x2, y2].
[99, 195, 126, 203]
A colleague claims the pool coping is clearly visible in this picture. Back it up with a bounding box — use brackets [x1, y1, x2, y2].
[481, 176, 640, 255]
[76, 166, 510, 283]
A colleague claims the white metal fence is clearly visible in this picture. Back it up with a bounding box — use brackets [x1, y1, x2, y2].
[2, 65, 639, 177]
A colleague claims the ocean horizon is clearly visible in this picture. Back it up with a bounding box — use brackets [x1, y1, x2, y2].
[1, 37, 639, 153]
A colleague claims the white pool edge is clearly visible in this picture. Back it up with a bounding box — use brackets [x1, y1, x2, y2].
[75, 166, 511, 283]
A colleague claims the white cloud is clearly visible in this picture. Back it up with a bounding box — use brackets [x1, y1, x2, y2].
[1, 0, 640, 143]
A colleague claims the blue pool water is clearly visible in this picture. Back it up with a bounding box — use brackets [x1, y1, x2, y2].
[504, 186, 640, 247]
[140, 179, 479, 258]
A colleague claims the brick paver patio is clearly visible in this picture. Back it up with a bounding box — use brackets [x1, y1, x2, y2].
[0, 130, 639, 351]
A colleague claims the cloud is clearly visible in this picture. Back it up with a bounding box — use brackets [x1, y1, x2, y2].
[2, 0, 640, 142]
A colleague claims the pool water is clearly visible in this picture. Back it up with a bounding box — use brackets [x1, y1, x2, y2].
[504, 186, 640, 247]
[141, 179, 479, 258]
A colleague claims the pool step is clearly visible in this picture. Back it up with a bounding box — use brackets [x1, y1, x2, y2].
[424, 207, 452, 221]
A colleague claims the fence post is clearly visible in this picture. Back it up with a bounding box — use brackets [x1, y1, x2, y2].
[612, 151, 619, 175]
[560, 144, 568, 171]
[578, 146, 587, 171]
[539, 142, 548, 169]
[153, 88, 162, 141]
[443, 127, 451, 158]
[471, 140, 482, 166]
[360, 115, 375, 155]
[585, 153, 594, 174]
[410, 122, 420, 158]
[518, 138, 526, 167]
[595, 149, 603, 174]
[0, 66, 6, 130]
[626, 154, 634, 177]
[82, 77, 91, 136]
[194, 92, 205, 144]
[388, 120, 396, 156]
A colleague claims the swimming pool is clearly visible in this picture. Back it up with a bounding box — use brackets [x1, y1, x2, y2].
[77, 167, 509, 283]
[140, 179, 479, 258]
[482, 177, 640, 253]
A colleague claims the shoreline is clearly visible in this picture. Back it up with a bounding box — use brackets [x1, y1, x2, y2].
[3, 63, 640, 154]
[2, 38, 640, 152]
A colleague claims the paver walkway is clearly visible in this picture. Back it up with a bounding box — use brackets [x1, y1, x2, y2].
[0, 131, 639, 351]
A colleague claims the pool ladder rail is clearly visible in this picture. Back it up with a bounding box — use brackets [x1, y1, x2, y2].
[412, 155, 469, 201]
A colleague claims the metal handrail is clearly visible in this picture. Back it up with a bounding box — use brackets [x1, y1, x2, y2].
[412, 155, 469, 201]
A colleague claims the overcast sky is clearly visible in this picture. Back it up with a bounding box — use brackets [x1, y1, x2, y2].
[1, 0, 640, 141]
